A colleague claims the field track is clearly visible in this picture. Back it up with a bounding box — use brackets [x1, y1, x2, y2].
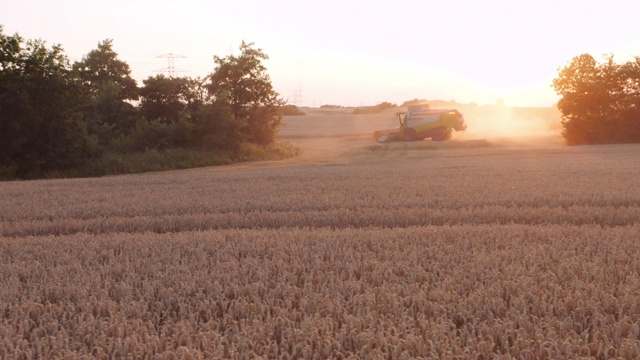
[2, 111, 640, 358]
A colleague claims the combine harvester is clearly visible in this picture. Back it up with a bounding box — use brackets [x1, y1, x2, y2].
[373, 104, 467, 143]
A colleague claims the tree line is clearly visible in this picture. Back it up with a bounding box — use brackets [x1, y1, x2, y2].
[0, 26, 286, 178]
[553, 54, 640, 145]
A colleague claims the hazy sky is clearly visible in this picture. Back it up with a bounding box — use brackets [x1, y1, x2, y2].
[2, 0, 639, 107]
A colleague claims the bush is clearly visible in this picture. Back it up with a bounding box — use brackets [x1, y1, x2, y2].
[352, 102, 397, 114]
[234, 142, 301, 162]
[22, 142, 301, 179]
[45, 149, 233, 178]
[282, 105, 305, 116]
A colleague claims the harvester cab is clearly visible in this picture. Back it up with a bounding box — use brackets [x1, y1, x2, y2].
[374, 104, 467, 143]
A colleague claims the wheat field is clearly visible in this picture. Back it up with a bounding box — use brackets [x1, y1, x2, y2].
[2, 112, 640, 358]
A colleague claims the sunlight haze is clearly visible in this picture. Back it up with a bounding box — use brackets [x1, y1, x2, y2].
[2, 0, 639, 107]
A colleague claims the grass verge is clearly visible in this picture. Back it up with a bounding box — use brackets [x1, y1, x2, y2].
[0, 142, 301, 180]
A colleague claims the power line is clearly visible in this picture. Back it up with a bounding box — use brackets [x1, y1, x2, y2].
[290, 82, 303, 106]
[154, 53, 188, 77]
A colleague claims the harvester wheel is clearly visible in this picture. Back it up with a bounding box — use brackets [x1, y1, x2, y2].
[432, 128, 452, 141]
[402, 128, 417, 141]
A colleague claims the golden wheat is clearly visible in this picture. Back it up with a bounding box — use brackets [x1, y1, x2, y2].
[1, 143, 640, 358]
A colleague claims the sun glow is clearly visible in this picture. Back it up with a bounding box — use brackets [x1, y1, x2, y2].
[3, 0, 640, 108]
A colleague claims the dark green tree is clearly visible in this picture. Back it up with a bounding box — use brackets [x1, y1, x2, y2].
[125, 75, 223, 151]
[553, 54, 640, 145]
[190, 101, 242, 151]
[0, 27, 93, 178]
[72, 40, 138, 144]
[207, 41, 284, 145]
[72, 39, 137, 100]
[139, 74, 199, 123]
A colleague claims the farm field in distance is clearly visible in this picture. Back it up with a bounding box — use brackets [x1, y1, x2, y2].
[2, 107, 640, 358]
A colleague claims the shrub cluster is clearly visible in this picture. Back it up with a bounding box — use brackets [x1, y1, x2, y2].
[0, 28, 288, 179]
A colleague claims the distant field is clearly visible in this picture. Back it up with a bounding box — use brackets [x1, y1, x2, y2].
[2, 109, 640, 358]
[280, 104, 561, 140]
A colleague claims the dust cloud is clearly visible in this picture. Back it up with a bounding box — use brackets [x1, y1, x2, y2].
[453, 104, 563, 147]
[278, 104, 565, 164]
